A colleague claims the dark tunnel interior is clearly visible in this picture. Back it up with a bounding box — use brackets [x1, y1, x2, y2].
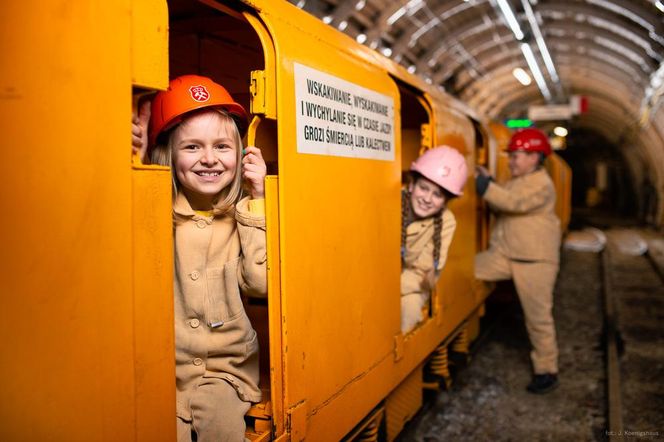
[557, 129, 644, 228]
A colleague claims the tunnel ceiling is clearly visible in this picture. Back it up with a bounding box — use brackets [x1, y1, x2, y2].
[289, 0, 664, 147]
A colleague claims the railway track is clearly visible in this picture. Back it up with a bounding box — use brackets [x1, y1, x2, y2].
[600, 231, 664, 439]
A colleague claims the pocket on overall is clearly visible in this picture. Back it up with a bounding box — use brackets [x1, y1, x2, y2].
[206, 257, 244, 324]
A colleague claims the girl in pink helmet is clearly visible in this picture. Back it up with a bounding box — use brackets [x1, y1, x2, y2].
[132, 75, 267, 441]
[401, 146, 468, 333]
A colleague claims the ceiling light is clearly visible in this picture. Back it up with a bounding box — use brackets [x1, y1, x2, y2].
[387, 7, 407, 25]
[387, 0, 424, 25]
[521, 0, 560, 85]
[521, 43, 552, 101]
[497, 0, 524, 40]
[322, 16, 332, 24]
[356, 33, 367, 44]
[355, 0, 366, 11]
[338, 20, 348, 31]
[656, 0, 664, 12]
[553, 126, 568, 137]
[513, 67, 532, 85]
[296, 0, 306, 8]
[382, 47, 393, 57]
[408, 65, 417, 74]
[406, 0, 424, 15]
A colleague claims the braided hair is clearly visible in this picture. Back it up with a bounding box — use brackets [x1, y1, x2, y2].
[432, 208, 444, 272]
[401, 188, 413, 264]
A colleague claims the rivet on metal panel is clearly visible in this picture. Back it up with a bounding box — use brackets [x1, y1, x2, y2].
[287, 400, 307, 441]
[394, 334, 404, 362]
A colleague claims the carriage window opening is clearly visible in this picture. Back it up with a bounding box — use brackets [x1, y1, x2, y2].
[166, 1, 275, 436]
[471, 117, 488, 167]
[168, 0, 278, 174]
[396, 81, 436, 334]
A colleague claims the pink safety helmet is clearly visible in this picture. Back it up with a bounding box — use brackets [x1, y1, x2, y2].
[410, 146, 468, 196]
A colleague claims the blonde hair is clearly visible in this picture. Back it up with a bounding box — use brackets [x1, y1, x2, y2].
[150, 109, 244, 213]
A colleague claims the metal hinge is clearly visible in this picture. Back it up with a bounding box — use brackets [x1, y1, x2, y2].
[394, 334, 404, 362]
[250, 70, 267, 115]
[287, 400, 307, 441]
[420, 123, 432, 150]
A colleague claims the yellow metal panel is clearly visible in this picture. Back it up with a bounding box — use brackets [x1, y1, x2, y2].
[244, 14, 277, 120]
[131, 0, 169, 89]
[265, 175, 285, 437]
[252, 2, 402, 439]
[427, 103, 479, 330]
[132, 165, 176, 442]
[546, 153, 572, 233]
[0, 0, 139, 439]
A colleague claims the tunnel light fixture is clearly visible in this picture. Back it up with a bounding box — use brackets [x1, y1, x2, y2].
[521, 0, 560, 85]
[322, 16, 332, 24]
[408, 65, 417, 74]
[296, 0, 306, 8]
[355, 0, 366, 11]
[338, 20, 348, 31]
[497, 0, 525, 40]
[387, 0, 424, 26]
[382, 47, 393, 57]
[656, 0, 664, 13]
[521, 43, 552, 101]
[387, 8, 406, 25]
[513, 67, 532, 85]
[553, 126, 568, 137]
[356, 33, 367, 44]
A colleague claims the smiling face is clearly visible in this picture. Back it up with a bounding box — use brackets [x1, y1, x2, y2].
[508, 150, 540, 178]
[171, 111, 240, 210]
[409, 175, 446, 219]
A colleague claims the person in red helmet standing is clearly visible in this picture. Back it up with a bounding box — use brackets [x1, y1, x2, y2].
[475, 128, 561, 394]
[132, 75, 267, 440]
[401, 146, 468, 334]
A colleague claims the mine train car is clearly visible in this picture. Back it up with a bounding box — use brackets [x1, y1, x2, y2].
[0, 0, 571, 441]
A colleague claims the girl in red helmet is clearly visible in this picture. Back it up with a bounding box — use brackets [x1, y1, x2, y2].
[401, 146, 469, 333]
[132, 75, 266, 441]
[475, 128, 561, 394]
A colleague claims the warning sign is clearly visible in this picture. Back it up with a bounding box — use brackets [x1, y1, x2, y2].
[294, 63, 395, 161]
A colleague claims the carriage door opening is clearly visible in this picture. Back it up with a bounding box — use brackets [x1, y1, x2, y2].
[167, 0, 278, 437]
[397, 80, 434, 332]
[471, 117, 491, 252]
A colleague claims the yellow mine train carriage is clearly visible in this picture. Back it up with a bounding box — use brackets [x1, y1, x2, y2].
[0, 1, 570, 441]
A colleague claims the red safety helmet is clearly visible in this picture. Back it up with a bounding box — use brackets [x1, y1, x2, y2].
[149, 75, 248, 146]
[508, 128, 552, 157]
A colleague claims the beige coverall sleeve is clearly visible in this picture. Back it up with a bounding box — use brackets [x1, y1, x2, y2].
[484, 178, 550, 214]
[234, 197, 268, 298]
[401, 210, 457, 296]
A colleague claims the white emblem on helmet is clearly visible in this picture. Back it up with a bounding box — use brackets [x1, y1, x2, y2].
[189, 85, 210, 102]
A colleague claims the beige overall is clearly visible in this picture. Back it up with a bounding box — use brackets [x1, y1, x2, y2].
[401, 209, 456, 333]
[475, 168, 561, 374]
[173, 193, 267, 442]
